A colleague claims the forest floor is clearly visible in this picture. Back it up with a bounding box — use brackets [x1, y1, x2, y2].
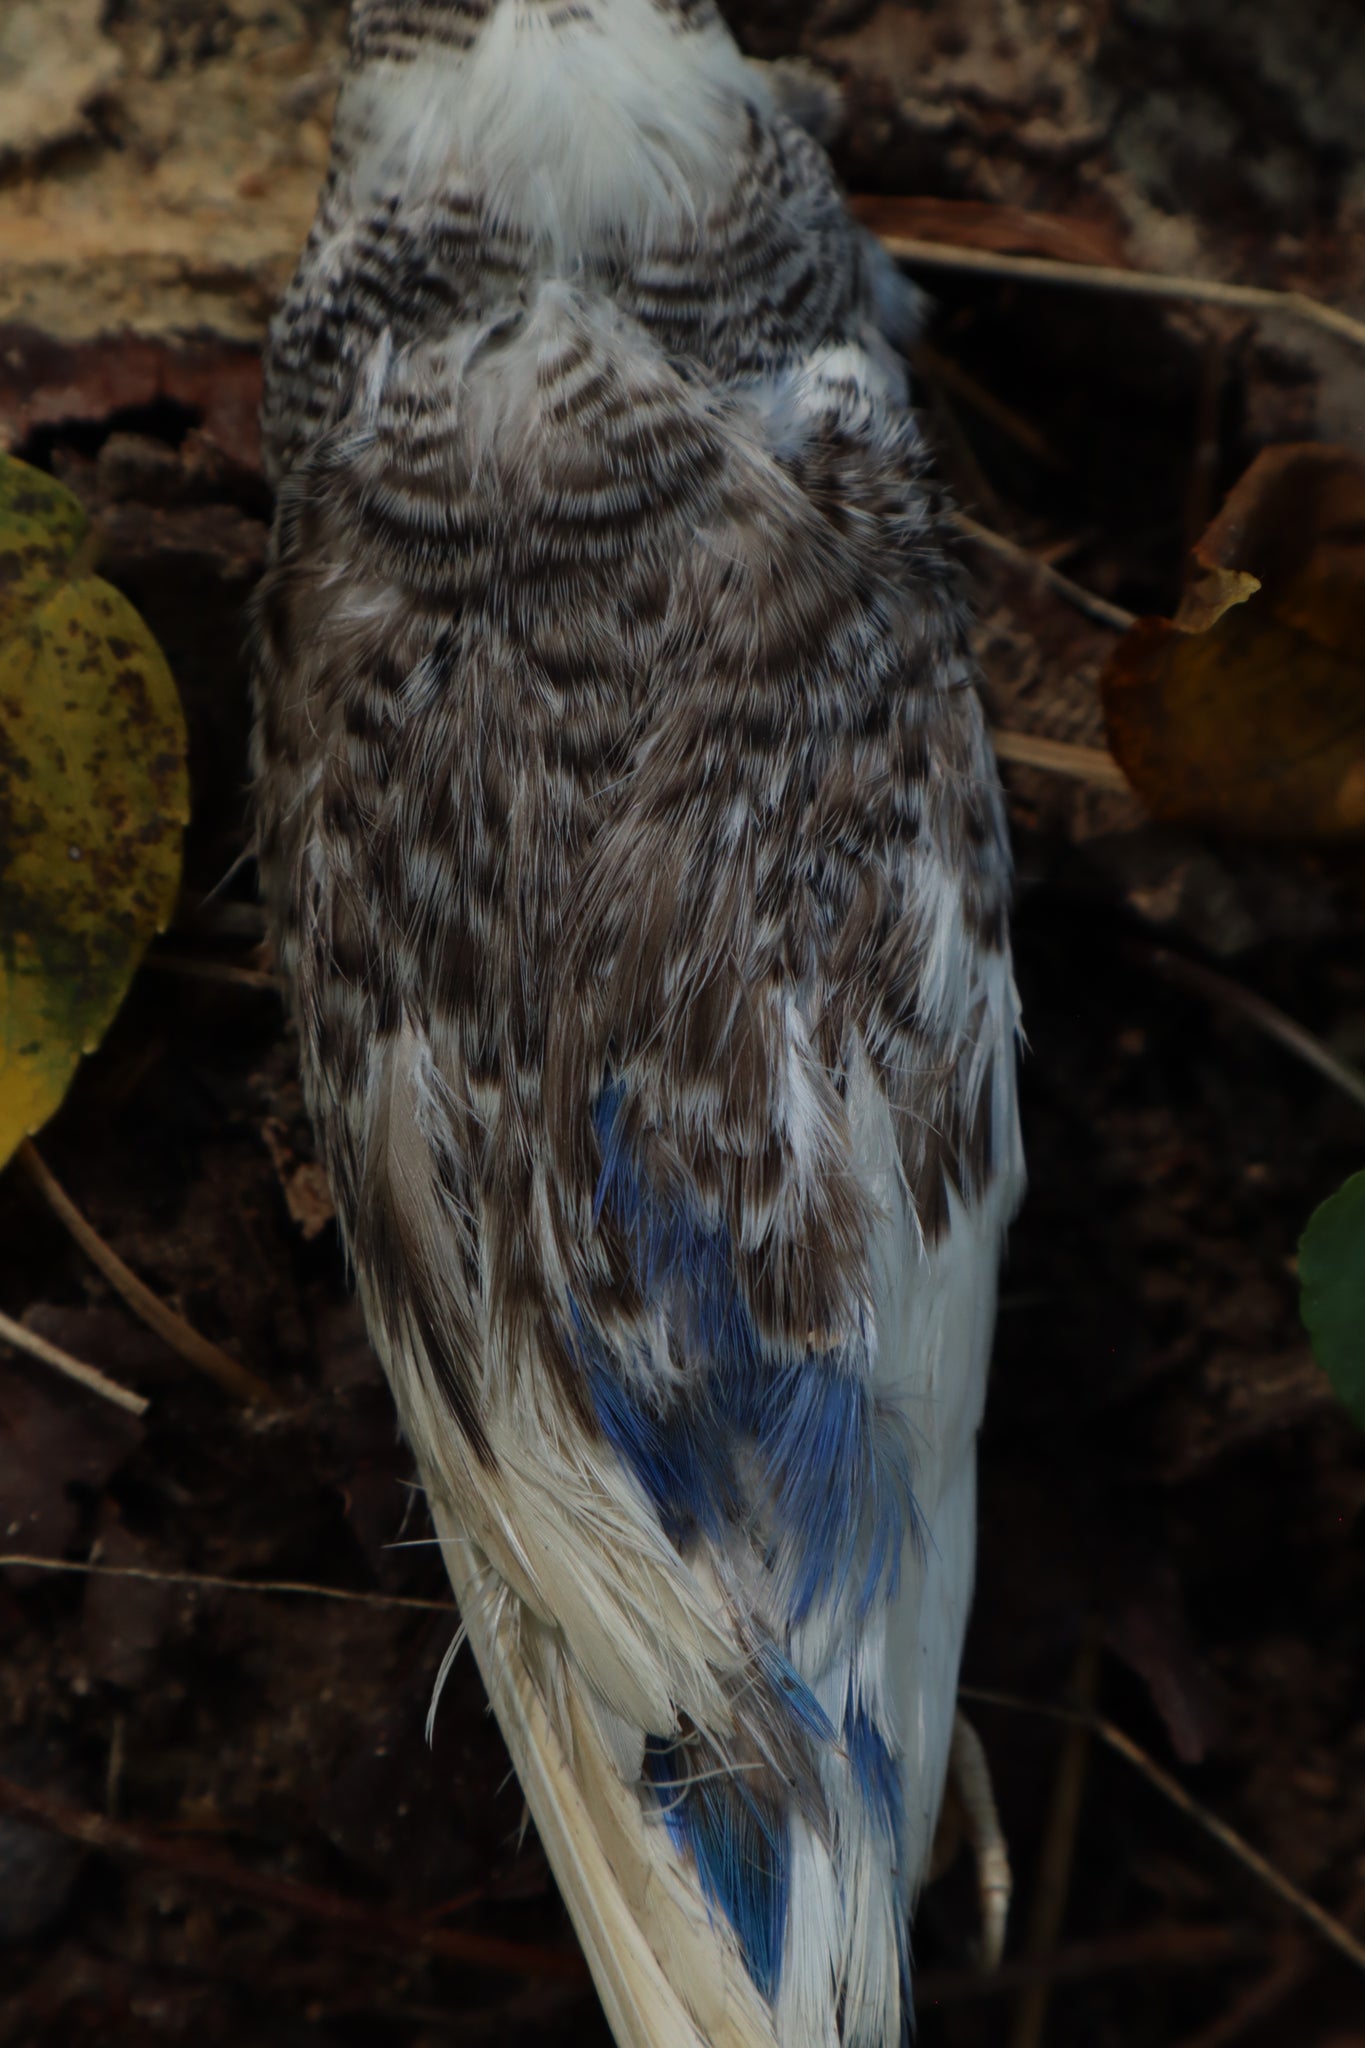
[2, 4, 1365, 2046]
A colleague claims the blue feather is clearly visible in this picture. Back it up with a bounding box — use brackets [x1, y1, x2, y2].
[574, 1319, 733, 1542]
[578, 1079, 917, 1616]
[644, 1733, 788, 1999]
[577, 1080, 924, 2016]
[753, 1639, 837, 1745]
[844, 1692, 914, 2044]
[844, 1695, 904, 1843]
[747, 1356, 884, 1622]
[591, 1084, 755, 1363]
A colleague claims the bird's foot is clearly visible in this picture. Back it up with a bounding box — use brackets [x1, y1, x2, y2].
[945, 1710, 1012, 1970]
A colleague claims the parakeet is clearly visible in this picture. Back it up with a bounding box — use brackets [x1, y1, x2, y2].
[252, 4, 1024, 2044]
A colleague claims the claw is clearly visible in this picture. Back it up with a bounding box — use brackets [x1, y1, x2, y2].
[949, 1710, 1012, 1970]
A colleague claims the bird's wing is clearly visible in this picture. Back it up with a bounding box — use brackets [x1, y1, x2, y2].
[254, 271, 1020, 2048]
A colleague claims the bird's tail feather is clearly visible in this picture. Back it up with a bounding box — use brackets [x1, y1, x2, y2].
[428, 1496, 781, 2048]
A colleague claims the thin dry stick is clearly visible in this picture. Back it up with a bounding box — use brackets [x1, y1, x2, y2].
[918, 1922, 1253, 2005]
[0, 1770, 587, 1984]
[915, 342, 1064, 469]
[1170, 1943, 1312, 2048]
[1144, 951, 1365, 1115]
[106, 1712, 126, 1822]
[0, 1554, 456, 1614]
[0, 1310, 148, 1418]
[1009, 1639, 1101, 2048]
[16, 1141, 278, 1406]
[961, 1685, 1365, 1979]
[174, 897, 267, 942]
[143, 953, 280, 994]
[992, 730, 1131, 790]
[877, 236, 1365, 353]
[951, 509, 1137, 633]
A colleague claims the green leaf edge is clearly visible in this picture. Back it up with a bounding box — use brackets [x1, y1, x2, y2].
[1299, 1168, 1365, 1430]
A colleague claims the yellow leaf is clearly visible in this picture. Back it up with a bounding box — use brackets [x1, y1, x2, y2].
[0, 453, 188, 1169]
[1101, 444, 1365, 840]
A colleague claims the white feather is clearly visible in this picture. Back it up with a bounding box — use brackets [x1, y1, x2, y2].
[775, 1816, 842, 2048]
[339, 0, 761, 252]
[431, 1510, 780, 2048]
[362, 1024, 751, 1740]
[852, 1008, 1023, 1900]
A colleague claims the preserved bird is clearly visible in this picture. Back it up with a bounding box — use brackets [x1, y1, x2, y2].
[252, 3, 1024, 2042]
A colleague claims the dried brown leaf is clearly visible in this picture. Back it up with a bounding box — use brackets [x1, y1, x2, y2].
[1101, 444, 1365, 840]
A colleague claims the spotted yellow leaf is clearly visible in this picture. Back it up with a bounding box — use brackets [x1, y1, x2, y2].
[0, 453, 188, 1169]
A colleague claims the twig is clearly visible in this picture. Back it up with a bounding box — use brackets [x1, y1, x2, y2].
[877, 236, 1365, 353]
[173, 896, 267, 942]
[951, 509, 1137, 632]
[1183, 331, 1230, 570]
[915, 342, 1064, 469]
[918, 1922, 1253, 2004]
[0, 1554, 456, 1613]
[16, 1141, 278, 1407]
[961, 1685, 1365, 1978]
[1169, 1942, 1312, 2048]
[106, 1713, 126, 1821]
[144, 953, 280, 994]
[1010, 1638, 1101, 2048]
[992, 731, 1131, 790]
[926, 380, 1011, 530]
[0, 1771, 586, 1984]
[0, 1308, 148, 1417]
[1142, 951, 1365, 1115]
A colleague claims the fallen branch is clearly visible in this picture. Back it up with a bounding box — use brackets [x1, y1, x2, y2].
[0, 1310, 148, 1418]
[17, 1142, 278, 1407]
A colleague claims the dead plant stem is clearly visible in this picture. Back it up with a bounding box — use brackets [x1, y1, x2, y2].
[878, 237, 1365, 353]
[0, 1309, 147, 1416]
[17, 1141, 277, 1405]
